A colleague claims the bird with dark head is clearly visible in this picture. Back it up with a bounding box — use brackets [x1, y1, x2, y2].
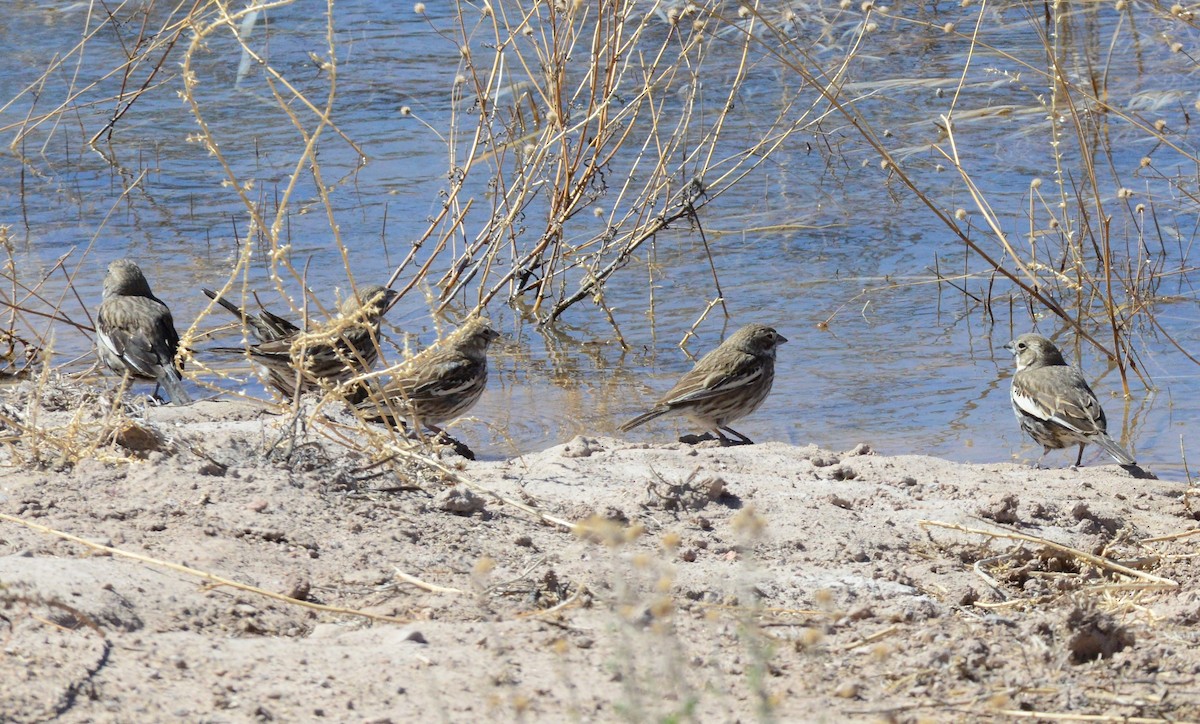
[208, 284, 398, 399]
[96, 259, 191, 405]
[355, 317, 500, 435]
[1005, 333, 1136, 467]
[619, 323, 786, 445]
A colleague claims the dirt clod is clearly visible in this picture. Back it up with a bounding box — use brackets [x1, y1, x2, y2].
[435, 485, 486, 515]
[0, 390, 1193, 720]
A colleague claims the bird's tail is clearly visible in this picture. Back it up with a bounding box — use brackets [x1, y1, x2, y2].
[202, 288, 246, 320]
[619, 407, 669, 432]
[1094, 433, 1136, 466]
[157, 368, 192, 406]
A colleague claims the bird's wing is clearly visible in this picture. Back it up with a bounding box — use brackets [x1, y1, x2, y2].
[98, 299, 178, 376]
[258, 309, 301, 340]
[152, 308, 182, 363]
[663, 357, 764, 406]
[393, 356, 479, 402]
[250, 337, 299, 362]
[1012, 373, 1105, 436]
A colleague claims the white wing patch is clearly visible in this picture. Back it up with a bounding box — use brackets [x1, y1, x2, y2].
[1012, 385, 1090, 435]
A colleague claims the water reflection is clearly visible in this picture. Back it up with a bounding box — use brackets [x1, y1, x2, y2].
[1, 0, 1197, 478]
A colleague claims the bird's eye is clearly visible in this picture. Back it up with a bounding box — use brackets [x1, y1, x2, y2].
[1017, 342, 1026, 350]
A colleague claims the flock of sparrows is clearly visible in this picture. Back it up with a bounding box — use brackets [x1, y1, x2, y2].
[95, 259, 1138, 467]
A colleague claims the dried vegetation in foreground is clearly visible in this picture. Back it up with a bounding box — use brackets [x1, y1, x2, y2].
[2, 0, 1200, 720]
[2, 387, 1199, 720]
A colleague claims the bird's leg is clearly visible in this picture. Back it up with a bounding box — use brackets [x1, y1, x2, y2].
[1074, 443, 1085, 468]
[1035, 447, 1050, 470]
[150, 381, 168, 406]
[403, 421, 441, 444]
[719, 426, 754, 446]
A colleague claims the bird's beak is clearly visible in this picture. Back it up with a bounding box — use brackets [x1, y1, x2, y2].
[777, 333, 789, 344]
[1003, 341, 1015, 354]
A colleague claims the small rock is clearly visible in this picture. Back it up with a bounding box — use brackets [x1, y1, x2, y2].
[282, 576, 311, 602]
[827, 495, 853, 510]
[979, 494, 1020, 524]
[602, 507, 629, 524]
[833, 680, 860, 699]
[843, 605, 874, 622]
[829, 465, 857, 481]
[700, 474, 726, 500]
[114, 421, 166, 454]
[561, 435, 603, 458]
[197, 461, 227, 477]
[435, 485, 486, 515]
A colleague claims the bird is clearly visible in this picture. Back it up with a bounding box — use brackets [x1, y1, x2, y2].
[619, 323, 786, 445]
[1005, 333, 1136, 467]
[208, 284, 398, 399]
[355, 317, 500, 435]
[202, 287, 299, 343]
[95, 258, 191, 405]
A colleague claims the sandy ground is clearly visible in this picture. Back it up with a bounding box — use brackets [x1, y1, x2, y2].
[1, 378, 1199, 722]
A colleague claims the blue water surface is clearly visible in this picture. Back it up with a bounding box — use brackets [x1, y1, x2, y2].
[1, 0, 1197, 476]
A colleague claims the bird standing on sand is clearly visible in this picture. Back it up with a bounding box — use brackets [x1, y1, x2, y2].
[619, 323, 786, 445]
[1006, 333, 1136, 467]
[96, 259, 191, 405]
[208, 284, 398, 398]
[355, 317, 500, 434]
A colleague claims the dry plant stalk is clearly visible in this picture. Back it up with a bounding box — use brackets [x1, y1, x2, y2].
[3, 0, 1194, 478]
[919, 519, 1178, 588]
[0, 511, 409, 625]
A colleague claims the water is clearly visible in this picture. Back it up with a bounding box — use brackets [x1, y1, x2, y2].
[2, 0, 1197, 477]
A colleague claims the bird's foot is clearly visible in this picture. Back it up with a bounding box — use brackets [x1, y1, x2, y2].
[418, 429, 475, 460]
[438, 432, 476, 461]
[718, 426, 755, 445]
[678, 432, 753, 447]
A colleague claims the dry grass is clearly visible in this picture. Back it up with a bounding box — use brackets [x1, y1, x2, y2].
[0, 0, 1197, 458]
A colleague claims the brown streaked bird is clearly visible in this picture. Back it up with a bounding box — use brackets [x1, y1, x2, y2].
[209, 284, 398, 398]
[1006, 333, 1136, 467]
[619, 323, 786, 445]
[203, 287, 300, 343]
[96, 258, 191, 405]
[356, 317, 500, 434]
